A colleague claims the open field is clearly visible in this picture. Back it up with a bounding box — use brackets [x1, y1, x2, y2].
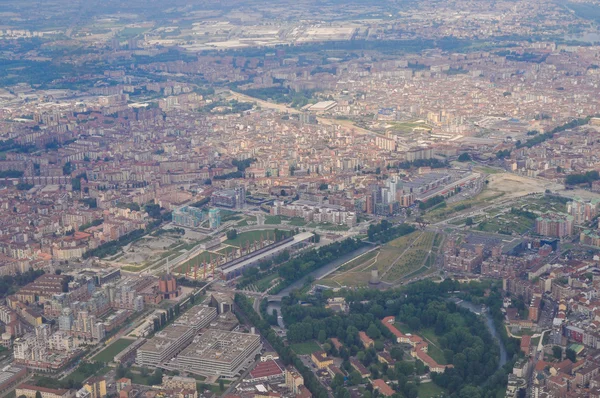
[417, 382, 447, 398]
[426, 173, 563, 223]
[320, 231, 438, 287]
[265, 215, 282, 224]
[450, 194, 570, 234]
[386, 120, 432, 134]
[485, 173, 562, 199]
[92, 338, 135, 362]
[419, 328, 447, 365]
[291, 341, 322, 355]
[382, 232, 436, 283]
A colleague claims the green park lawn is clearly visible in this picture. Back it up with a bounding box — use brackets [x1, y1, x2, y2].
[290, 340, 322, 355]
[92, 338, 135, 362]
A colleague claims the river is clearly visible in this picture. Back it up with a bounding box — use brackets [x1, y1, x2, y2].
[263, 245, 509, 371]
[450, 298, 508, 369]
[266, 244, 377, 328]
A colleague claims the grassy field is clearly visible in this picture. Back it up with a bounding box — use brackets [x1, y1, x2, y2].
[474, 166, 504, 175]
[92, 338, 135, 362]
[117, 27, 148, 38]
[65, 364, 110, 386]
[451, 195, 567, 235]
[249, 273, 280, 292]
[419, 329, 447, 365]
[226, 230, 278, 247]
[424, 185, 506, 223]
[476, 213, 533, 235]
[289, 217, 307, 226]
[387, 121, 431, 133]
[417, 382, 446, 398]
[382, 232, 436, 283]
[265, 215, 282, 224]
[319, 231, 438, 287]
[291, 341, 322, 355]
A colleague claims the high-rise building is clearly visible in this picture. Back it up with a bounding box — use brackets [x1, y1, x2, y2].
[535, 213, 574, 238]
[567, 198, 599, 224]
[208, 208, 221, 229]
[172, 206, 204, 228]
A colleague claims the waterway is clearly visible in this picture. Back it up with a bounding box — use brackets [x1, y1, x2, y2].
[450, 298, 508, 369]
[266, 244, 377, 328]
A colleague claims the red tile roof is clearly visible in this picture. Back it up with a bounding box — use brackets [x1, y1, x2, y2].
[372, 379, 395, 396]
[249, 360, 284, 379]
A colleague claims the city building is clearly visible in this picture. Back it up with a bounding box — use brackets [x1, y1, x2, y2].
[208, 208, 221, 229]
[310, 351, 333, 369]
[175, 330, 262, 377]
[82, 377, 107, 398]
[212, 187, 246, 209]
[172, 206, 205, 228]
[15, 384, 73, 398]
[136, 325, 196, 367]
[535, 213, 574, 238]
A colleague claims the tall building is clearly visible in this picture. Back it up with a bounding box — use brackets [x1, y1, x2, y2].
[208, 208, 221, 229]
[535, 213, 574, 238]
[172, 206, 204, 228]
[212, 187, 246, 209]
[567, 198, 599, 224]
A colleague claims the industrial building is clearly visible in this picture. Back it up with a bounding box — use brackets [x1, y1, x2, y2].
[175, 330, 262, 377]
[173, 305, 217, 333]
[220, 232, 314, 279]
[136, 325, 195, 367]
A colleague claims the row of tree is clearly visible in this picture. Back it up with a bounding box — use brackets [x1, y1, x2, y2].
[367, 220, 415, 243]
[270, 238, 365, 294]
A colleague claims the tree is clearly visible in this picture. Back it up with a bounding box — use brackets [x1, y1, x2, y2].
[219, 379, 225, 391]
[331, 374, 344, 390]
[349, 371, 362, 385]
[465, 217, 474, 226]
[318, 329, 327, 344]
[227, 229, 238, 240]
[566, 348, 577, 362]
[35, 392, 42, 398]
[390, 347, 403, 361]
[116, 364, 126, 378]
[552, 346, 562, 360]
[458, 152, 472, 162]
[366, 323, 381, 339]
